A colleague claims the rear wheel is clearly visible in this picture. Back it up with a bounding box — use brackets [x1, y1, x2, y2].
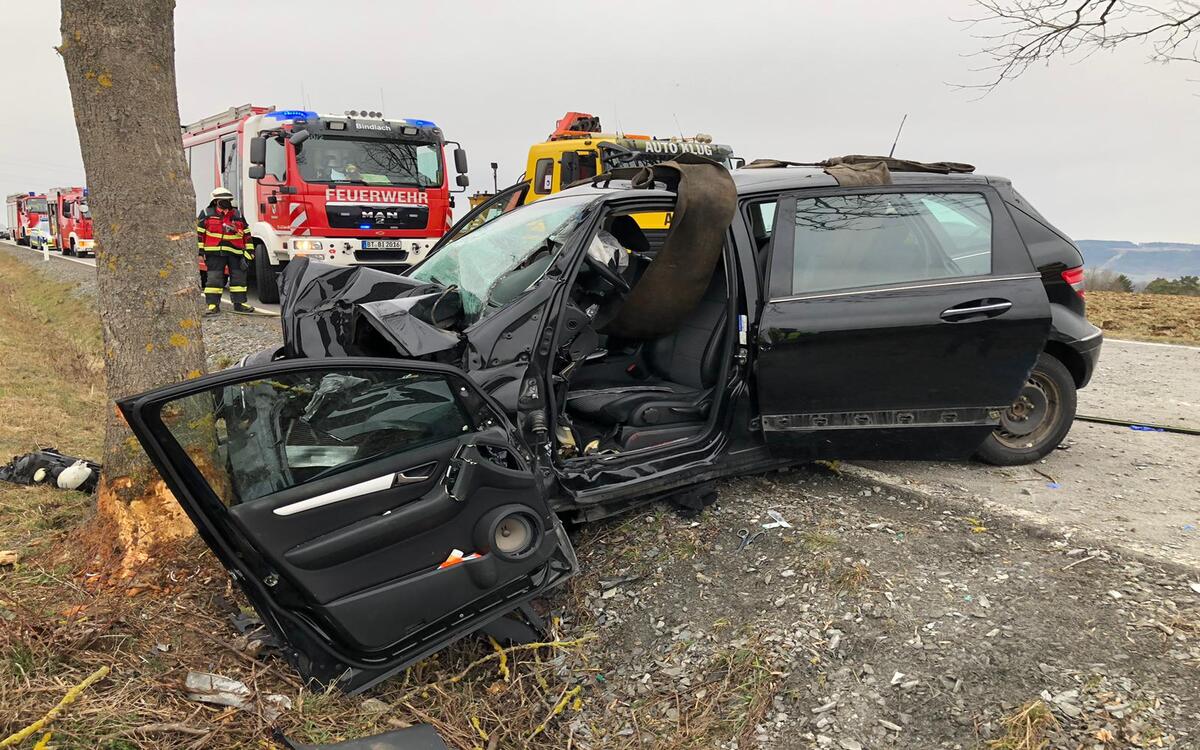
[253, 242, 280, 304]
[975, 353, 1076, 466]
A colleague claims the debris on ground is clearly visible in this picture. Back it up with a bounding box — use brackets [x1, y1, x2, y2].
[184, 671, 292, 721]
[0, 550, 19, 566]
[275, 724, 450, 750]
[0, 448, 100, 493]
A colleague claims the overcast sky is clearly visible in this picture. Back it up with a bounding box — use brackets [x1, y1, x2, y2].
[1, 0, 1196, 242]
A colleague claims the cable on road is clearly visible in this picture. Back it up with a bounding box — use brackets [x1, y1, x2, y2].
[1075, 414, 1200, 436]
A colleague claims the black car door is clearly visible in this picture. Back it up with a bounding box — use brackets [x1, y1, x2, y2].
[119, 357, 576, 693]
[754, 185, 1050, 459]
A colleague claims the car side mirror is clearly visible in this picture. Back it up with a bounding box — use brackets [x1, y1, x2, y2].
[289, 130, 311, 147]
[730, 156, 746, 169]
[248, 164, 265, 180]
[249, 136, 266, 165]
[456, 174, 469, 188]
[454, 147, 468, 174]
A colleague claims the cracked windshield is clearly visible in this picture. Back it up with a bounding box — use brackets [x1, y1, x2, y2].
[410, 194, 595, 323]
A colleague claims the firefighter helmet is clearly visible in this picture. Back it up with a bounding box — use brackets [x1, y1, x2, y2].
[209, 187, 235, 202]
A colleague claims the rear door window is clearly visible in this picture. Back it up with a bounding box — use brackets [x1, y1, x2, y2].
[789, 192, 992, 295]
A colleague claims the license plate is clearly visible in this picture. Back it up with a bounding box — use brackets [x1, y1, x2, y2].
[361, 240, 407, 250]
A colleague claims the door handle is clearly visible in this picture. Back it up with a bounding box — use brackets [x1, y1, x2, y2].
[940, 300, 1012, 322]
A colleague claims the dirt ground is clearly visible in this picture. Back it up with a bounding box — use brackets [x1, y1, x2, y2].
[1086, 291, 1200, 346]
[2, 241, 1198, 748]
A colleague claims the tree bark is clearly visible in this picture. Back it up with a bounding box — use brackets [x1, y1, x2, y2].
[58, 0, 204, 574]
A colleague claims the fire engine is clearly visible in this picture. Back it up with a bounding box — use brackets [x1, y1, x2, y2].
[183, 104, 469, 303]
[5, 192, 49, 246]
[47, 187, 95, 256]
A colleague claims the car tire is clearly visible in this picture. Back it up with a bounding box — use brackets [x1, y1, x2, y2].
[975, 352, 1076, 466]
[253, 242, 280, 304]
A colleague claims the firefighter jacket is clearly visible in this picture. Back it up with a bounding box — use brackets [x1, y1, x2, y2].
[197, 205, 253, 260]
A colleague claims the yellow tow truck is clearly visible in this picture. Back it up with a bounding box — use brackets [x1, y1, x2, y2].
[521, 112, 739, 231]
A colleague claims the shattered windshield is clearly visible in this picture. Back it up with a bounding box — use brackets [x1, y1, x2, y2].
[410, 194, 596, 324]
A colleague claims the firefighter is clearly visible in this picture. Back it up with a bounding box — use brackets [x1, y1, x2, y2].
[197, 187, 257, 315]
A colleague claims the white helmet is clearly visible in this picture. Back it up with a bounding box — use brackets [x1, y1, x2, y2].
[210, 187, 234, 202]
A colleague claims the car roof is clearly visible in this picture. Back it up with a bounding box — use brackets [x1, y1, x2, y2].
[731, 166, 994, 194]
[558, 165, 999, 204]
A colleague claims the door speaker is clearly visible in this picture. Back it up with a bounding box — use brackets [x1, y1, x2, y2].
[476, 505, 542, 561]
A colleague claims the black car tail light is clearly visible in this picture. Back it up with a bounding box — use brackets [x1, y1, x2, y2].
[1061, 266, 1085, 298]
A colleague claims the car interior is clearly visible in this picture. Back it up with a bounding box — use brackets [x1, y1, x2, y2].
[550, 207, 735, 457]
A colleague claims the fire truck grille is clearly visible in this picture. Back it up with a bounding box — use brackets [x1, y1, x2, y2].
[327, 204, 428, 230]
[353, 250, 412, 263]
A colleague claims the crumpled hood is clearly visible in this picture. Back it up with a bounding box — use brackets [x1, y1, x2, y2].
[278, 258, 461, 359]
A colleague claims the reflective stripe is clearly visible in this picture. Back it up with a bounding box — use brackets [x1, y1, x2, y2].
[203, 287, 225, 293]
[228, 285, 248, 293]
[201, 230, 244, 241]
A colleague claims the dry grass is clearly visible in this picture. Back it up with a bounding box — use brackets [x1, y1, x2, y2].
[1087, 291, 1200, 345]
[985, 700, 1059, 750]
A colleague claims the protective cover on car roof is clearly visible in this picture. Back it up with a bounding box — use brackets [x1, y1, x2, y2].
[604, 153, 737, 339]
[745, 155, 975, 187]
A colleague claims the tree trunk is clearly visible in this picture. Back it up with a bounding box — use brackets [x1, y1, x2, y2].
[58, 0, 205, 574]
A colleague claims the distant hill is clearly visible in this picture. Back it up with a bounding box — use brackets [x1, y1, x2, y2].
[1075, 240, 1200, 283]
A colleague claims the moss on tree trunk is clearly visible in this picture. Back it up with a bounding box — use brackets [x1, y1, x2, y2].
[58, 0, 206, 574]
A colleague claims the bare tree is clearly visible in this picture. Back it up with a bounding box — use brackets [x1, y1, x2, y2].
[58, 0, 204, 574]
[966, 1, 1200, 87]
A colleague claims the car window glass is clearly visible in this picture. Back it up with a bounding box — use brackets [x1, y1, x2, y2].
[533, 158, 554, 195]
[157, 369, 474, 506]
[918, 194, 992, 276]
[188, 140, 217, 212]
[791, 192, 992, 294]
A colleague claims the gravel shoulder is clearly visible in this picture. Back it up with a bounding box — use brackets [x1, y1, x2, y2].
[567, 467, 1200, 748]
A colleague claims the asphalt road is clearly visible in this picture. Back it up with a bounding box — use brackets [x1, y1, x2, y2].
[5, 240, 281, 316]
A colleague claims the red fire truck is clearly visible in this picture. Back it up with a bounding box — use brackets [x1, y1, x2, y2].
[47, 187, 95, 256]
[5, 192, 49, 246]
[182, 104, 469, 303]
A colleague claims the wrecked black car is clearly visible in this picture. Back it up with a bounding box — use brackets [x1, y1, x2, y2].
[118, 155, 1101, 692]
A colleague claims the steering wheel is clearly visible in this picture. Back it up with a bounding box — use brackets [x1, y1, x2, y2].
[584, 254, 631, 292]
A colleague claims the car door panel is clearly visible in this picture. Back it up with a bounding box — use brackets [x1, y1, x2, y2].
[755, 188, 1050, 460]
[118, 357, 576, 691]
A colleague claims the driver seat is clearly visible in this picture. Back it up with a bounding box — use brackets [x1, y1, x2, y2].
[567, 268, 728, 429]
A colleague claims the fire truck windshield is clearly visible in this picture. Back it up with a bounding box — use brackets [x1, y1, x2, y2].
[295, 136, 443, 188]
[26, 198, 48, 213]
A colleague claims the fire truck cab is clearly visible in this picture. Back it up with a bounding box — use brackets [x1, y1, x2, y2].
[5, 192, 48, 246]
[183, 104, 468, 303]
[47, 187, 94, 257]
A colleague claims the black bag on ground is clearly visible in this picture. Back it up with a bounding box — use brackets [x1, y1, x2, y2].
[0, 448, 101, 493]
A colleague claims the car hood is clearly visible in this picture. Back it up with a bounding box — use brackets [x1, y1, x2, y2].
[278, 258, 462, 360]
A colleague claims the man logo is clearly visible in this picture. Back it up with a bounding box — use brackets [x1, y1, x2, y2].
[362, 209, 401, 221]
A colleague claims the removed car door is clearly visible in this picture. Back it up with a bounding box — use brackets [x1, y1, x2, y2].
[119, 357, 576, 693]
[756, 186, 1050, 459]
